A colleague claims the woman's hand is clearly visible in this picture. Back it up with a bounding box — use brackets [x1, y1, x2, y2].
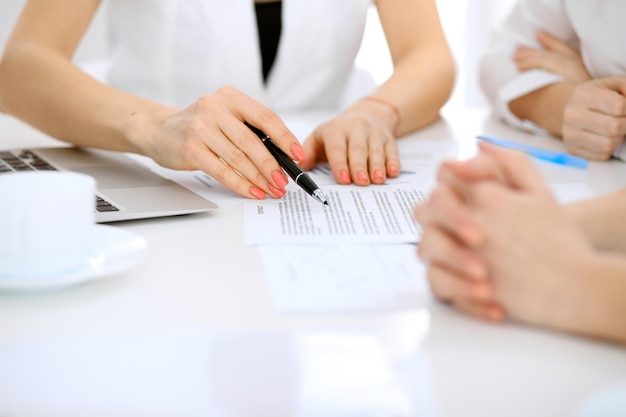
[466, 167, 594, 333]
[131, 86, 306, 200]
[414, 181, 504, 321]
[416, 144, 598, 332]
[561, 76, 626, 160]
[513, 30, 591, 82]
[414, 148, 511, 322]
[298, 97, 401, 186]
[511, 31, 626, 160]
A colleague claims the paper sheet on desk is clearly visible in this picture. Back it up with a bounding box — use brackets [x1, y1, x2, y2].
[550, 182, 595, 203]
[259, 244, 429, 314]
[244, 158, 435, 246]
[245, 183, 426, 245]
[248, 159, 433, 314]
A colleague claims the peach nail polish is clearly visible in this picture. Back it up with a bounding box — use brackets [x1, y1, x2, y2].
[249, 186, 266, 200]
[463, 225, 483, 247]
[340, 170, 351, 183]
[470, 262, 487, 279]
[388, 165, 399, 175]
[374, 170, 384, 181]
[357, 171, 368, 182]
[489, 307, 505, 322]
[290, 144, 306, 161]
[268, 184, 285, 197]
[272, 170, 289, 188]
[472, 284, 491, 300]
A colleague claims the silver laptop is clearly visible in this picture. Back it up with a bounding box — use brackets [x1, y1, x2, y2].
[0, 146, 218, 222]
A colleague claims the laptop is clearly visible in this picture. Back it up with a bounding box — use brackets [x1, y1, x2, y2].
[0, 146, 218, 222]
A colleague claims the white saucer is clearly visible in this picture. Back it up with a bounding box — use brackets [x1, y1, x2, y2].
[0, 225, 148, 292]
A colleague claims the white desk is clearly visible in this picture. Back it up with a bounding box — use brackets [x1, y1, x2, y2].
[1, 109, 626, 417]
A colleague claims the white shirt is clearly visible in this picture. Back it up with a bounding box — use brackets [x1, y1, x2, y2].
[480, 0, 626, 154]
[103, 0, 373, 111]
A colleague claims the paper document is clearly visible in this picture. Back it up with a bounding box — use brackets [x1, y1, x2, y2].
[550, 182, 595, 203]
[259, 244, 429, 313]
[245, 183, 426, 246]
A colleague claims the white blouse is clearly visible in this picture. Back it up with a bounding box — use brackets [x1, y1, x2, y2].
[103, 0, 373, 111]
[480, 0, 626, 154]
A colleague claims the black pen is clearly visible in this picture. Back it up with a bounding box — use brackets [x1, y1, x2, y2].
[245, 122, 329, 206]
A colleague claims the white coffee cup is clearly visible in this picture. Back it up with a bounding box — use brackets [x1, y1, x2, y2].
[0, 171, 96, 277]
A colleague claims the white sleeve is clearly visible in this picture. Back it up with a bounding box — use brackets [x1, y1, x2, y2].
[479, 0, 577, 134]
[612, 142, 626, 161]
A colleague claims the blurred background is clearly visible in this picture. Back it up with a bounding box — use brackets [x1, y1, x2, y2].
[0, 0, 516, 111]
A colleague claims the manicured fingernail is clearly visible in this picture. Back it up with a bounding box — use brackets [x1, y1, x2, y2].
[340, 170, 351, 184]
[249, 186, 266, 200]
[466, 261, 487, 279]
[290, 144, 306, 161]
[373, 170, 384, 181]
[268, 183, 285, 197]
[357, 171, 368, 182]
[272, 170, 289, 188]
[488, 307, 505, 322]
[471, 283, 492, 300]
[462, 225, 482, 247]
[388, 165, 399, 175]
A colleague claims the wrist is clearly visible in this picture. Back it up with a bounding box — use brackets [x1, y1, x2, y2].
[575, 252, 626, 344]
[123, 104, 175, 157]
[535, 247, 599, 337]
[509, 82, 576, 136]
[353, 96, 401, 135]
[564, 190, 626, 253]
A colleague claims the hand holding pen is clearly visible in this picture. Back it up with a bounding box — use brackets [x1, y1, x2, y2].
[245, 122, 329, 205]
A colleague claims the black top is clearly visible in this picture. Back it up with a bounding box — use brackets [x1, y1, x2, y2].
[254, 1, 282, 83]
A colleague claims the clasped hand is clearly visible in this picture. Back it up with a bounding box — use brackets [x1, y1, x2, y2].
[414, 144, 595, 330]
[513, 31, 626, 160]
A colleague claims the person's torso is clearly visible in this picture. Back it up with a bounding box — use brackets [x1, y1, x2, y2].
[104, 0, 372, 110]
[563, 0, 626, 78]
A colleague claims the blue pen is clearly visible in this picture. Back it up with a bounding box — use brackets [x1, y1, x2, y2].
[476, 135, 588, 169]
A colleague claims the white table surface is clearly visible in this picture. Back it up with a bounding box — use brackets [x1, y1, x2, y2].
[1, 108, 626, 417]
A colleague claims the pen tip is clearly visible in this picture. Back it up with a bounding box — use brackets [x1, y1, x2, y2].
[323, 201, 329, 206]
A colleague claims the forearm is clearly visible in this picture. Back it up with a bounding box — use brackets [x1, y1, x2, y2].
[573, 253, 626, 345]
[373, 46, 454, 137]
[565, 188, 626, 253]
[508, 81, 575, 136]
[0, 41, 173, 153]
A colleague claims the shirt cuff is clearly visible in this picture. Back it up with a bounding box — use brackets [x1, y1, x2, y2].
[613, 141, 626, 161]
[496, 70, 564, 135]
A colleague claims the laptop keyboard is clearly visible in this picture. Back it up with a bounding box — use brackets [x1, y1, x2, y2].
[0, 150, 120, 213]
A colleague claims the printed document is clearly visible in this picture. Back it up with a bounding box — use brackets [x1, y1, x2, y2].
[245, 183, 426, 245]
